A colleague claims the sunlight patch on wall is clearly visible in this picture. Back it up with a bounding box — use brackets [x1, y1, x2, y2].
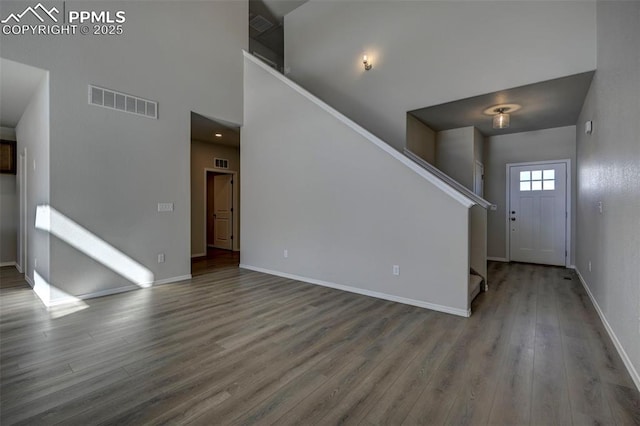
[35, 205, 154, 287]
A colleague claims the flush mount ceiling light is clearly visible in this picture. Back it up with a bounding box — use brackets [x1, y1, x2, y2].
[483, 103, 521, 130]
[214, 133, 222, 137]
[493, 108, 510, 129]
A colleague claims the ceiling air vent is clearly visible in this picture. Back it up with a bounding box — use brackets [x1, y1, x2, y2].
[214, 158, 229, 169]
[249, 15, 273, 33]
[89, 85, 158, 119]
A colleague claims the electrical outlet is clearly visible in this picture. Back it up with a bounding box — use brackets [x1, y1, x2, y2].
[597, 201, 603, 214]
[158, 253, 165, 263]
[34, 258, 38, 267]
[393, 265, 400, 276]
[284, 249, 288, 259]
[588, 261, 592, 272]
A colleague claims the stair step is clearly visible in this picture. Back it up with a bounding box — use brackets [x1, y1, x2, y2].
[469, 273, 483, 302]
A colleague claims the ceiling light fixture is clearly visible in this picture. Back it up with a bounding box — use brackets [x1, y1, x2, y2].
[493, 108, 510, 129]
[483, 103, 521, 130]
[363, 54, 372, 71]
[215, 133, 222, 137]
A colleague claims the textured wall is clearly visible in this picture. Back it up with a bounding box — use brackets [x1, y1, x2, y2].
[575, 1, 640, 387]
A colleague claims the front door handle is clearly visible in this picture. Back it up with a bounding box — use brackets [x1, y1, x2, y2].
[511, 217, 516, 221]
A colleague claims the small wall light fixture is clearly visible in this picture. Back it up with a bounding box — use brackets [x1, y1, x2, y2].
[585, 120, 593, 135]
[363, 54, 372, 71]
[215, 133, 222, 137]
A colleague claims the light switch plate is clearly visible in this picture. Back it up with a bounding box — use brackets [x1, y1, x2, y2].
[158, 203, 174, 212]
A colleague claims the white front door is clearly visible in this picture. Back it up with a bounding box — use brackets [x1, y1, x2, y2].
[213, 174, 233, 250]
[509, 162, 567, 266]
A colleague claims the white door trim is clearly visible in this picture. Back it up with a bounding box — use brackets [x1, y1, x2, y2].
[203, 168, 237, 254]
[505, 159, 571, 267]
[18, 148, 27, 275]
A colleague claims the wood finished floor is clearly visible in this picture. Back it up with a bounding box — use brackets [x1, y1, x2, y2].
[1, 262, 638, 425]
[191, 248, 241, 276]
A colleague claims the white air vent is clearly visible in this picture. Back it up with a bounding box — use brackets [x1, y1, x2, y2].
[89, 85, 158, 119]
[249, 15, 273, 33]
[214, 158, 229, 169]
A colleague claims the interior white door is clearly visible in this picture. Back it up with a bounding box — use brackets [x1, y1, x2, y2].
[509, 162, 567, 266]
[213, 174, 233, 250]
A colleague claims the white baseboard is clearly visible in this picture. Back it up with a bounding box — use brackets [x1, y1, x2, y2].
[0, 261, 16, 267]
[15, 263, 23, 273]
[35, 275, 193, 307]
[487, 257, 508, 262]
[239, 264, 470, 318]
[191, 253, 206, 258]
[575, 267, 640, 392]
[78, 285, 139, 300]
[154, 274, 192, 286]
[24, 274, 34, 288]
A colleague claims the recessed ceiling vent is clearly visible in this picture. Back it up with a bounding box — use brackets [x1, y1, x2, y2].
[89, 85, 158, 119]
[214, 158, 229, 169]
[249, 15, 273, 33]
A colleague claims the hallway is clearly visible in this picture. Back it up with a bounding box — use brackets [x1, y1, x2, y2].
[191, 248, 240, 276]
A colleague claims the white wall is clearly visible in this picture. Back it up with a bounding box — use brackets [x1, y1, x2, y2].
[406, 114, 435, 165]
[473, 128, 484, 166]
[15, 75, 50, 286]
[0, 127, 17, 265]
[469, 205, 487, 281]
[576, 1, 640, 388]
[484, 126, 577, 262]
[191, 140, 240, 255]
[285, 1, 596, 150]
[243, 55, 472, 315]
[436, 127, 475, 190]
[0, 1, 246, 299]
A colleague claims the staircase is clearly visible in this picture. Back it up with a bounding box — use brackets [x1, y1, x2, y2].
[241, 51, 489, 317]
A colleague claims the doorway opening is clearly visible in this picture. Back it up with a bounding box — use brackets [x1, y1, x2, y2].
[190, 112, 240, 275]
[506, 159, 571, 267]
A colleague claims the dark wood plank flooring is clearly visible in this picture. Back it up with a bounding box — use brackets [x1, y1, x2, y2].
[0, 262, 638, 425]
[191, 248, 240, 276]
